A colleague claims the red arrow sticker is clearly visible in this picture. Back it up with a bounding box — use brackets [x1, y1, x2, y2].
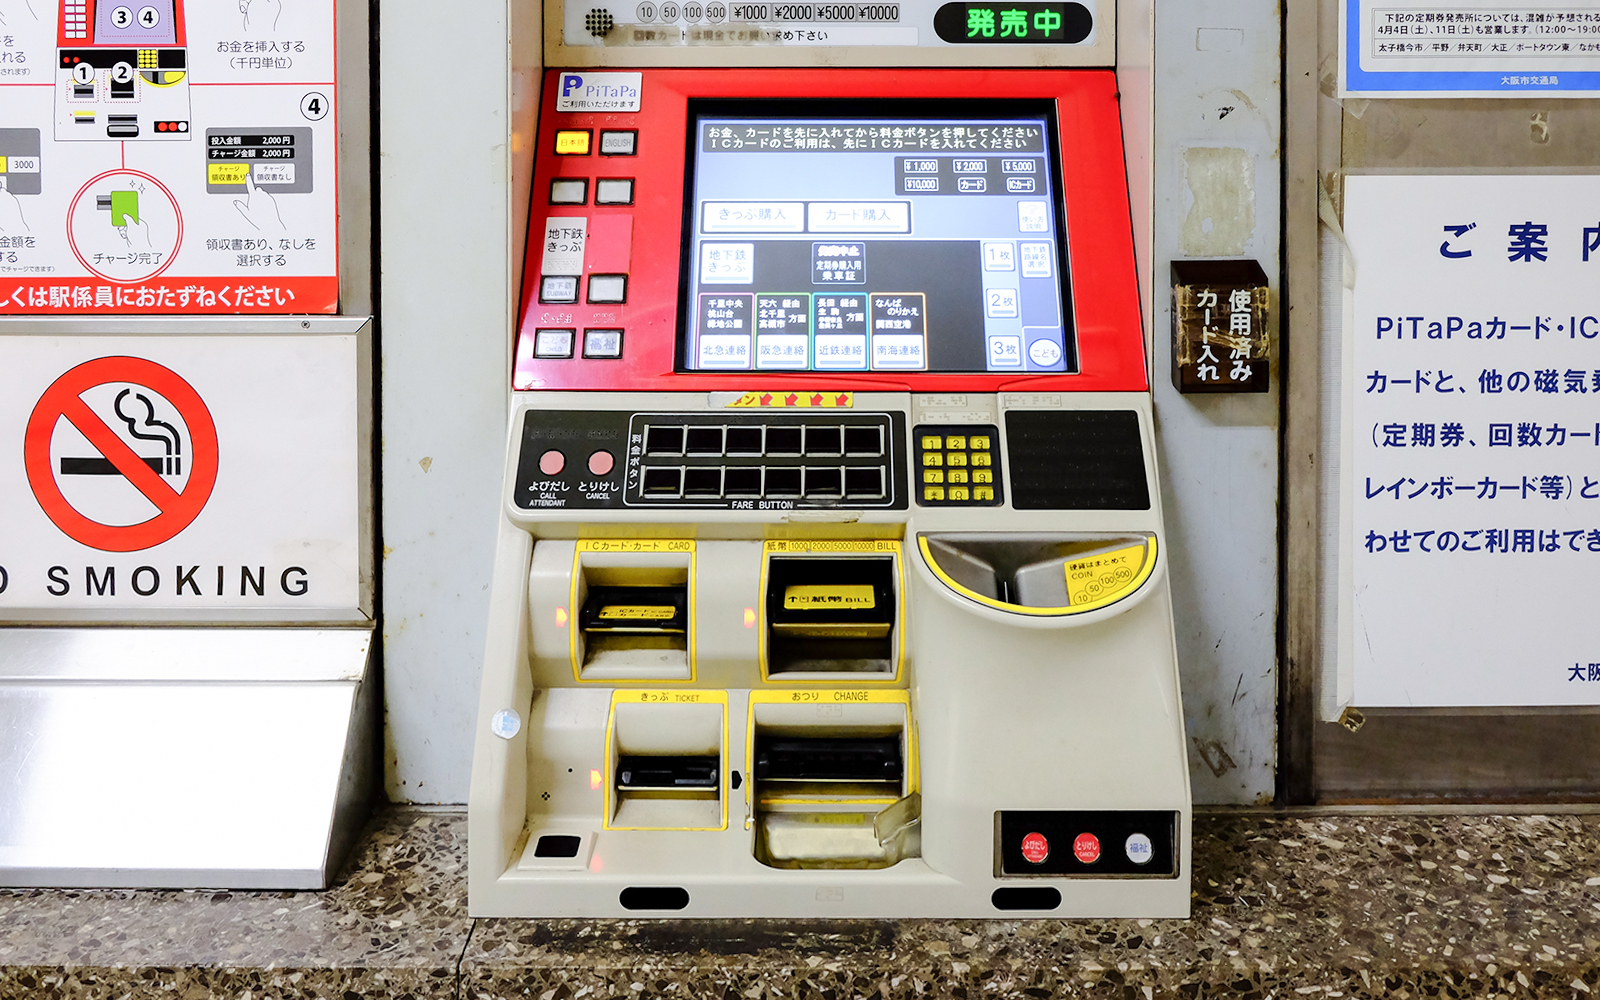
[24, 356, 218, 552]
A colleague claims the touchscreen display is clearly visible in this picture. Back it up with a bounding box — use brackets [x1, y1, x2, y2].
[679, 103, 1075, 374]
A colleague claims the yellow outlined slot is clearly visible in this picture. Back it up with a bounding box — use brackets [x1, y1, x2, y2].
[570, 539, 697, 683]
[603, 688, 728, 831]
[758, 539, 905, 683]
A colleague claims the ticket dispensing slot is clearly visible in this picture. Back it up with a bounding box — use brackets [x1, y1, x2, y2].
[918, 534, 1158, 614]
[607, 696, 725, 830]
[571, 547, 694, 680]
[764, 556, 897, 677]
[748, 696, 918, 869]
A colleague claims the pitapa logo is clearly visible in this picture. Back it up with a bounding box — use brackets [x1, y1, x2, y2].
[561, 74, 585, 98]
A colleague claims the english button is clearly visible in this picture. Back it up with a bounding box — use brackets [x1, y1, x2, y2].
[539, 450, 565, 476]
[1020, 832, 1049, 864]
[1072, 832, 1101, 864]
[588, 450, 615, 476]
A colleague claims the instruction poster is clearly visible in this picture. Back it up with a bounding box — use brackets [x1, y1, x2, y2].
[0, 0, 338, 313]
[1344, 174, 1600, 706]
[1342, 0, 1600, 97]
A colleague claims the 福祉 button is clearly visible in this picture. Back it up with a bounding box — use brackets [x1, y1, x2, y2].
[539, 450, 565, 476]
[533, 328, 575, 358]
[594, 178, 634, 205]
[599, 130, 637, 155]
[1125, 832, 1154, 865]
[555, 129, 592, 155]
[583, 328, 623, 358]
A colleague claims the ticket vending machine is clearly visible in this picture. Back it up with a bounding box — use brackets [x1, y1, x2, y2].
[471, 4, 1189, 918]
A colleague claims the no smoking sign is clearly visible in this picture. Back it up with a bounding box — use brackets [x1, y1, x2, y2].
[24, 357, 218, 553]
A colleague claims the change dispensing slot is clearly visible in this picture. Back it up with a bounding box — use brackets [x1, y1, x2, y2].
[571, 544, 694, 680]
[748, 694, 919, 869]
[764, 555, 897, 677]
[918, 533, 1158, 616]
[607, 692, 726, 830]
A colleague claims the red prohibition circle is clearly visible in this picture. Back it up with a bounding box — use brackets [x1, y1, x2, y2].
[24, 356, 219, 552]
[66, 169, 185, 284]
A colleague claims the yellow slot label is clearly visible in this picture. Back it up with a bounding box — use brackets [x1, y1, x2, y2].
[783, 584, 874, 610]
[0, 157, 7, 172]
[208, 162, 251, 185]
[752, 688, 908, 705]
[1065, 544, 1146, 606]
[578, 538, 694, 553]
[613, 689, 727, 705]
[764, 539, 898, 554]
[599, 605, 675, 620]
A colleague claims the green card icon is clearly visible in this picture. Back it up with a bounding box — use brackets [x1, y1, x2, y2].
[110, 189, 138, 227]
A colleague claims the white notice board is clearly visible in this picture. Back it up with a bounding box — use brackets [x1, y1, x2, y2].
[1343, 175, 1600, 707]
[0, 332, 362, 619]
[1341, 0, 1600, 98]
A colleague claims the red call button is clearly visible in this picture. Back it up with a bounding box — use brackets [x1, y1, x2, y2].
[1073, 832, 1101, 864]
[1020, 832, 1049, 864]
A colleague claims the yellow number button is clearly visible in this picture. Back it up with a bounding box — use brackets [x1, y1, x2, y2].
[920, 435, 943, 450]
[974, 469, 993, 484]
[947, 469, 968, 484]
[922, 452, 943, 467]
[945, 435, 967, 450]
[923, 486, 945, 502]
[949, 486, 970, 501]
[974, 486, 995, 501]
[923, 469, 944, 484]
[970, 435, 991, 450]
[554, 130, 592, 155]
[971, 452, 991, 467]
[946, 452, 967, 467]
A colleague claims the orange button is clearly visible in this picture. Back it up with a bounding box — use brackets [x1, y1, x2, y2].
[555, 130, 592, 155]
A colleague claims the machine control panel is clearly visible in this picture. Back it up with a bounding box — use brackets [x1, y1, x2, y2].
[512, 410, 910, 510]
[997, 810, 1178, 877]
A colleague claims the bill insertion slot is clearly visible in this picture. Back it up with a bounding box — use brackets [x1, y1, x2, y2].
[764, 556, 896, 676]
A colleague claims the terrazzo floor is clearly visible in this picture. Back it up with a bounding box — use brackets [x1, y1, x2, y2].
[4, 808, 1600, 998]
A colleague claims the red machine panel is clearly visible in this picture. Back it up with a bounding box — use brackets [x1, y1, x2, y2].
[516, 68, 1146, 394]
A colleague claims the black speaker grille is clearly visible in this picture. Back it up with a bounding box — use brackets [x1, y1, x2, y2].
[1004, 410, 1150, 510]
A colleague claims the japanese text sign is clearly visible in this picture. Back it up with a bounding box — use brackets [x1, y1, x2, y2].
[1343, 174, 1600, 706]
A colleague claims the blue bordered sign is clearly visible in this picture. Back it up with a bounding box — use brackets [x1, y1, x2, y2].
[1342, 0, 1600, 98]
